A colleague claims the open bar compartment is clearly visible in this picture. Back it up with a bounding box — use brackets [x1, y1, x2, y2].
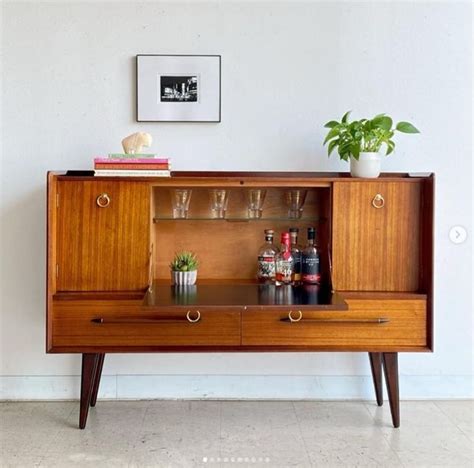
[151, 186, 332, 284]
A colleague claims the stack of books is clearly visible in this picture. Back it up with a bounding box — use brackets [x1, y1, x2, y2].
[94, 154, 171, 177]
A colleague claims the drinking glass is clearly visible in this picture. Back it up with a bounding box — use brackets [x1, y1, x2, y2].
[171, 189, 192, 218]
[247, 189, 267, 219]
[209, 189, 229, 219]
[285, 189, 307, 219]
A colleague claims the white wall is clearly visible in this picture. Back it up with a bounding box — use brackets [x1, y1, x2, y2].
[1, 1, 472, 400]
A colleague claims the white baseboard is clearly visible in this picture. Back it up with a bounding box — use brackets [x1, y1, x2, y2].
[1, 375, 473, 400]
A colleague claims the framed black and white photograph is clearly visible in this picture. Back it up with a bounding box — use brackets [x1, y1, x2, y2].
[136, 55, 221, 122]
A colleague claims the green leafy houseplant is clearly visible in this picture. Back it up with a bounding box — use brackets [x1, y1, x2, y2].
[323, 111, 420, 161]
[170, 251, 198, 272]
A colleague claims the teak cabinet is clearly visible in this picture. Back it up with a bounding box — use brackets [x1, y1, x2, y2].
[46, 171, 434, 429]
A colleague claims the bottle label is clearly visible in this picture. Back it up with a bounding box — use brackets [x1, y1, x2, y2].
[302, 256, 320, 283]
[292, 251, 302, 281]
[276, 259, 293, 283]
[258, 255, 275, 278]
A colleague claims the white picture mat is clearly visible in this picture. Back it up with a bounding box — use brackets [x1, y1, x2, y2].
[137, 55, 220, 122]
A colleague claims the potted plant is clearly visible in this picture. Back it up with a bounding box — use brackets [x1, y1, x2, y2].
[170, 251, 198, 285]
[323, 111, 420, 178]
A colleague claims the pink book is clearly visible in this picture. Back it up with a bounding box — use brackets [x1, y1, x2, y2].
[94, 157, 169, 164]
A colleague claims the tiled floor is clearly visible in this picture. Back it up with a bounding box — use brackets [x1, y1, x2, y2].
[1, 400, 473, 467]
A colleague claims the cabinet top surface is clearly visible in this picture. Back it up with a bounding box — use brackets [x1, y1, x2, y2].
[51, 171, 434, 183]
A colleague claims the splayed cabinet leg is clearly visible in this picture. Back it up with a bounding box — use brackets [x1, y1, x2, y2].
[90, 354, 105, 407]
[79, 353, 98, 429]
[369, 352, 383, 406]
[382, 352, 400, 428]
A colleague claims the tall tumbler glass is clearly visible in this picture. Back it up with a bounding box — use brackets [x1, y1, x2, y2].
[171, 189, 192, 219]
[247, 189, 267, 219]
[285, 189, 307, 219]
[209, 189, 229, 219]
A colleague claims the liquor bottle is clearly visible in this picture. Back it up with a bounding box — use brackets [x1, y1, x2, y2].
[275, 232, 294, 285]
[289, 227, 302, 284]
[257, 229, 279, 283]
[301, 227, 321, 284]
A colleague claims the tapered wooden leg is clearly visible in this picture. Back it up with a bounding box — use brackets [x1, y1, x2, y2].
[90, 354, 105, 407]
[368, 352, 383, 406]
[382, 352, 400, 428]
[79, 353, 98, 429]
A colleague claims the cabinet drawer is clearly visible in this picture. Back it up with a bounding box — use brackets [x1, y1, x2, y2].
[241, 300, 427, 349]
[52, 301, 241, 348]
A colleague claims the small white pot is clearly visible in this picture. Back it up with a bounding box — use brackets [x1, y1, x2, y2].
[171, 270, 197, 285]
[350, 152, 382, 178]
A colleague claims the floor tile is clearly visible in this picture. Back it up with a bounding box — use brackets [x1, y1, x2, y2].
[1, 400, 473, 468]
[365, 400, 459, 428]
[294, 401, 375, 428]
[0, 455, 43, 467]
[435, 400, 474, 439]
[131, 430, 220, 468]
[381, 425, 473, 467]
[301, 426, 403, 467]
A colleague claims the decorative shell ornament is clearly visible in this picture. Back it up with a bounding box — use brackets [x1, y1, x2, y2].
[121, 132, 153, 154]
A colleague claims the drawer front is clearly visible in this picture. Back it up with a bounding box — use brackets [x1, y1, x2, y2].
[241, 300, 427, 349]
[52, 301, 241, 348]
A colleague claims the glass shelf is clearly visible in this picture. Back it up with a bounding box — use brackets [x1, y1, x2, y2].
[153, 217, 326, 223]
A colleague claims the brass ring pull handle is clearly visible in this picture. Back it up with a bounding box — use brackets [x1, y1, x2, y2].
[186, 310, 201, 323]
[96, 193, 111, 208]
[372, 194, 385, 209]
[288, 310, 303, 323]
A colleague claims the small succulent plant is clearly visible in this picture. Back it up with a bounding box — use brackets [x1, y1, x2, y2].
[169, 251, 198, 272]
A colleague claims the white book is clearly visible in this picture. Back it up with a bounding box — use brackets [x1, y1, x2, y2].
[94, 170, 171, 177]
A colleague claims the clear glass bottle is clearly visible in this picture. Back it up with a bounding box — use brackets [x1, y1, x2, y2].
[275, 232, 294, 285]
[289, 227, 302, 285]
[301, 227, 321, 284]
[257, 229, 279, 283]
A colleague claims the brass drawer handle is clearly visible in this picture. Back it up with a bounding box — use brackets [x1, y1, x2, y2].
[186, 310, 201, 323]
[91, 317, 188, 324]
[280, 316, 390, 324]
[372, 193, 385, 209]
[288, 310, 303, 322]
[96, 193, 111, 208]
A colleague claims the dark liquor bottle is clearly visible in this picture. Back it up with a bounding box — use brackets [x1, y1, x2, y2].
[275, 232, 294, 285]
[289, 227, 302, 284]
[257, 229, 279, 283]
[301, 227, 320, 284]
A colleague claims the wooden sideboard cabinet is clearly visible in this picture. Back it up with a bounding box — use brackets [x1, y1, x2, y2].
[46, 171, 434, 429]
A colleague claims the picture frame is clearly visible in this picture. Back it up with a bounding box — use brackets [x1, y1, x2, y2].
[136, 54, 221, 123]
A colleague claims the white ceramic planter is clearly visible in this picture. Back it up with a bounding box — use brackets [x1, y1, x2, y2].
[171, 270, 197, 285]
[350, 152, 382, 178]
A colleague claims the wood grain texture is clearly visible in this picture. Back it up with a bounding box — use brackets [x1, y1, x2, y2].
[47, 173, 434, 356]
[52, 300, 240, 347]
[56, 181, 150, 291]
[241, 299, 426, 347]
[332, 181, 421, 291]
